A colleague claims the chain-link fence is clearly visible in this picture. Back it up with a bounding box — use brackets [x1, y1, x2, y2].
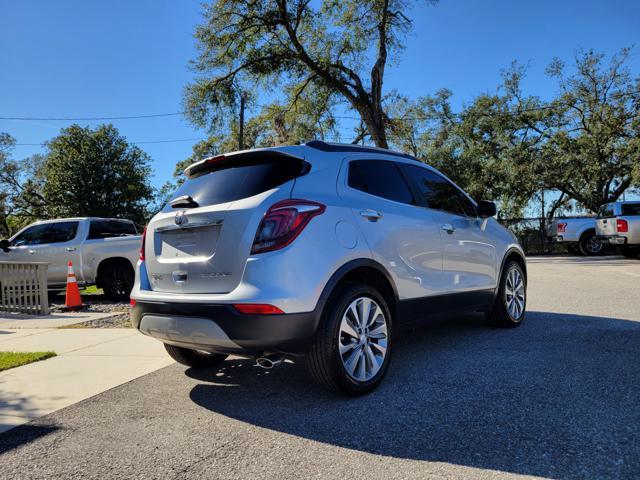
[499, 217, 563, 255]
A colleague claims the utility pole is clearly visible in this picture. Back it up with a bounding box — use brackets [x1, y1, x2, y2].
[238, 93, 245, 150]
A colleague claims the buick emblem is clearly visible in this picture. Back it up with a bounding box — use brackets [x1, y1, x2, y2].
[175, 210, 187, 226]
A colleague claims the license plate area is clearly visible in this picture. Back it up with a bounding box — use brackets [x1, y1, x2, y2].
[157, 225, 220, 260]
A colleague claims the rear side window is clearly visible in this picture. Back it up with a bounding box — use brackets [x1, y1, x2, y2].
[42, 222, 79, 244]
[399, 163, 477, 217]
[348, 160, 415, 205]
[88, 220, 137, 239]
[163, 156, 306, 212]
[621, 204, 640, 216]
[598, 204, 615, 218]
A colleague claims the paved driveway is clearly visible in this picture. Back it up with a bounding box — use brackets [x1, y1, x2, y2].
[1, 256, 639, 479]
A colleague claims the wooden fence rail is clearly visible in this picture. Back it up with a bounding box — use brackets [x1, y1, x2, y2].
[0, 262, 49, 315]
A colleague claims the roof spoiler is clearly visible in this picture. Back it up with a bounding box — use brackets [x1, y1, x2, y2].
[184, 149, 305, 179]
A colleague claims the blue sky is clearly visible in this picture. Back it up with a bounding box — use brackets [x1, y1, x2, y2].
[1, 0, 639, 189]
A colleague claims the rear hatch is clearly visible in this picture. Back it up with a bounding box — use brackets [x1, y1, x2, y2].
[596, 203, 617, 236]
[144, 150, 308, 294]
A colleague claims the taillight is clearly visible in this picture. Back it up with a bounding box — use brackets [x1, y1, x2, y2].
[139, 226, 147, 261]
[557, 222, 567, 233]
[617, 219, 628, 233]
[251, 199, 326, 254]
[233, 304, 284, 315]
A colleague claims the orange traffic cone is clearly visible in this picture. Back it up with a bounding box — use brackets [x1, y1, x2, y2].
[64, 261, 83, 311]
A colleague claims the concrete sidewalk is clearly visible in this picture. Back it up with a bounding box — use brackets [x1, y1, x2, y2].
[0, 328, 173, 433]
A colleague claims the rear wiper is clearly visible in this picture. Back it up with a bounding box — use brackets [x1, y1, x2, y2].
[170, 195, 199, 209]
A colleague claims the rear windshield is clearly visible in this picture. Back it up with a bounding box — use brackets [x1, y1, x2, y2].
[163, 156, 306, 212]
[621, 204, 640, 216]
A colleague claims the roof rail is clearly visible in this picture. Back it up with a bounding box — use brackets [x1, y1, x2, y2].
[305, 140, 419, 161]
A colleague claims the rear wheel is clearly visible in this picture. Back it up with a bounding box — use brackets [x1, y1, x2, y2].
[102, 262, 134, 300]
[487, 260, 527, 328]
[164, 344, 228, 367]
[619, 245, 640, 259]
[578, 230, 603, 256]
[306, 283, 392, 396]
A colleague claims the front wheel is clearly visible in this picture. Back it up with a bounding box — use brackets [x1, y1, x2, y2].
[306, 283, 393, 396]
[164, 344, 228, 368]
[486, 260, 527, 328]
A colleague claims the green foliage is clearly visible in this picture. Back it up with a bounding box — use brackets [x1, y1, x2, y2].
[540, 49, 640, 212]
[387, 49, 640, 216]
[43, 124, 154, 225]
[185, 0, 437, 148]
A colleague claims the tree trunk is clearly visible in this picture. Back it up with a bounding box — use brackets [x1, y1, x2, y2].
[361, 107, 388, 149]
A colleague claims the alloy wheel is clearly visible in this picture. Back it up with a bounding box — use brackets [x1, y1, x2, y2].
[338, 297, 388, 382]
[504, 267, 526, 320]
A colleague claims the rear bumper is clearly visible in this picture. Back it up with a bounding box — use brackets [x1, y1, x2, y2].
[131, 301, 320, 356]
[596, 235, 627, 245]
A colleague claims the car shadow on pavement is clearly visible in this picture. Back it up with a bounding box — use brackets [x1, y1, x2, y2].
[188, 311, 640, 479]
[0, 425, 59, 455]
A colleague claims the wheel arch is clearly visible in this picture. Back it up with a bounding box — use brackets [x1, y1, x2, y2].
[316, 259, 398, 321]
[95, 256, 135, 289]
[497, 247, 527, 288]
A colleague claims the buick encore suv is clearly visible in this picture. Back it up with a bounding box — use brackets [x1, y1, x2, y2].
[131, 141, 527, 395]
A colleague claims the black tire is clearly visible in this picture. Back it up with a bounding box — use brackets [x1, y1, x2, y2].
[164, 344, 228, 367]
[102, 262, 134, 300]
[486, 260, 527, 328]
[578, 230, 603, 256]
[619, 245, 640, 259]
[306, 282, 393, 396]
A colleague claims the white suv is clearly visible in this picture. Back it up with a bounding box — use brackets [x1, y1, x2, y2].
[131, 142, 527, 395]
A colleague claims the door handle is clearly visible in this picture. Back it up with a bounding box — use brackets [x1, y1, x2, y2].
[360, 209, 383, 221]
[441, 224, 456, 234]
[66, 247, 77, 252]
[28, 249, 36, 255]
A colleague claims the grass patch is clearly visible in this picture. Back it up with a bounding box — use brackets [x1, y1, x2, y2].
[0, 351, 57, 372]
[81, 285, 103, 295]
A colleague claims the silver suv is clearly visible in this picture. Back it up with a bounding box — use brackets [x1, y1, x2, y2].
[131, 142, 527, 395]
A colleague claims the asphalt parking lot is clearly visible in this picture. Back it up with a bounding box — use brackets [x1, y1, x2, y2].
[1, 256, 639, 480]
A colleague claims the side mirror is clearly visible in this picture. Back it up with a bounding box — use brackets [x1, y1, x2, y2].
[477, 200, 497, 218]
[0, 239, 10, 252]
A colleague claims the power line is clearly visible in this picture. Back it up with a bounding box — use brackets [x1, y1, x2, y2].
[0, 112, 183, 121]
[3, 88, 639, 123]
[15, 137, 205, 147]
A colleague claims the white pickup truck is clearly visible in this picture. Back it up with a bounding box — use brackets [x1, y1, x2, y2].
[596, 201, 640, 258]
[546, 216, 603, 256]
[0, 217, 141, 299]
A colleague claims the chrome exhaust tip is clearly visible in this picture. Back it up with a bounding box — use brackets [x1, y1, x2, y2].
[255, 354, 283, 369]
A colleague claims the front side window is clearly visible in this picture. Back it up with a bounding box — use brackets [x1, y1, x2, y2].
[10, 224, 50, 246]
[399, 163, 477, 217]
[10, 222, 79, 246]
[348, 160, 415, 205]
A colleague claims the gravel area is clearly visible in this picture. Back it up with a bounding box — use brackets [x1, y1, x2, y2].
[58, 313, 132, 329]
[50, 292, 131, 328]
